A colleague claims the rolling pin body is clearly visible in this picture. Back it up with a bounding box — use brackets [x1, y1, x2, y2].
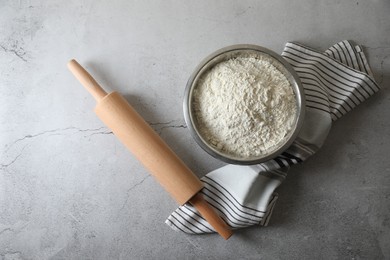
[68, 59, 232, 239]
[95, 91, 203, 204]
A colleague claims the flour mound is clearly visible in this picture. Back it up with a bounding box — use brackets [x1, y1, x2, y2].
[193, 54, 297, 158]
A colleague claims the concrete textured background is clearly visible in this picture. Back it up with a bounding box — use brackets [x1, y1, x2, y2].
[1, 0, 389, 259]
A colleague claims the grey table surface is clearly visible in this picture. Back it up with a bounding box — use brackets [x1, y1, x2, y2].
[1, 0, 389, 259]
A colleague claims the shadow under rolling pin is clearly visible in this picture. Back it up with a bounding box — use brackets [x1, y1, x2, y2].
[67, 59, 232, 240]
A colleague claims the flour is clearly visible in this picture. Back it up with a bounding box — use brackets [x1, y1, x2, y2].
[193, 54, 297, 158]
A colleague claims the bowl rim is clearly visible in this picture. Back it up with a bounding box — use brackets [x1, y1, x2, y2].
[183, 44, 306, 165]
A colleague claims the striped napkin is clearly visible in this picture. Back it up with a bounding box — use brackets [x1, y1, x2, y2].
[166, 41, 380, 235]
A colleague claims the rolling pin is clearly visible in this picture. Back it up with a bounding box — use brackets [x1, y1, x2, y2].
[68, 59, 232, 240]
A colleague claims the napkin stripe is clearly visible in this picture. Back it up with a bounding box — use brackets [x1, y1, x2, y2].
[304, 92, 330, 106]
[282, 157, 294, 165]
[351, 45, 365, 71]
[284, 42, 379, 92]
[336, 42, 351, 66]
[175, 210, 215, 234]
[183, 205, 213, 228]
[282, 143, 314, 162]
[201, 197, 252, 228]
[299, 75, 359, 110]
[168, 215, 195, 234]
[263, 160, 282, 171]
[340, 41, 359, 70]
[166, 219, 188, 233]
[291, 60, 370, 101]
[273, 169, 288, 177]
[297, 66, 369, 101]
[276, 145, 311, 166]
[254, 164, 288, 179]
[279, 155, 299, 165]
[277, 148, 309, 167]
[273, 158, 287, 168]
[256, 163, 269, 173]
[170, 205, 214, 234]
[277, 158, 290, 168]
[258, 170, 286, 181]
[356, 46, 374, 77]
[284, 55, 366, 104]
[174, 211, 208, 234]
[305, 96, 343, 116]
[326, 46, 339, 61]
[327, 41, 370, 76]
[171, 212, 201, 234]
[285, 44, 377, 93]
[303, 82, 351, 108]
[305, 95, 342, 117]
[282, 44, 379, 118]
[280, 157, 295, 165]
[202, 180, 263, 220]
[304, 88, 329, 102]
[306, 101, 335, 118]
[178, 207, 213, 232]
[293, 51, 366, 95]
[340, 42, 354, 67]
[261, 193, 279, 226]
[201, 189, 262, 226]
[280, 158, 293, 167]
[356, 53, 369, 75]
[282, 152, 303, 162]
[285, 46, 367, 90]
[306, 106, 335, 120]
[201, 189, 261, 224]
[333, 44, 347, 65]
[291, 140, 316, 155]
[203, 176, 266, 214]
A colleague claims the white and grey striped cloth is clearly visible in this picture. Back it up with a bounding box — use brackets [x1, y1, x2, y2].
[166, 41, 380, 235]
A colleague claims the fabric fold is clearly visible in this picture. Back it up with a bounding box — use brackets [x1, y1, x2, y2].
[166, 40, 380, 235]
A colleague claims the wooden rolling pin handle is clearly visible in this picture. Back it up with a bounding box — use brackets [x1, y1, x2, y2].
[190, 193, 233, 240]
[67, 59, 107, 101]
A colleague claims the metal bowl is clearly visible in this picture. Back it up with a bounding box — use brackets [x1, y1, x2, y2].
[183, 44, 305, 165]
